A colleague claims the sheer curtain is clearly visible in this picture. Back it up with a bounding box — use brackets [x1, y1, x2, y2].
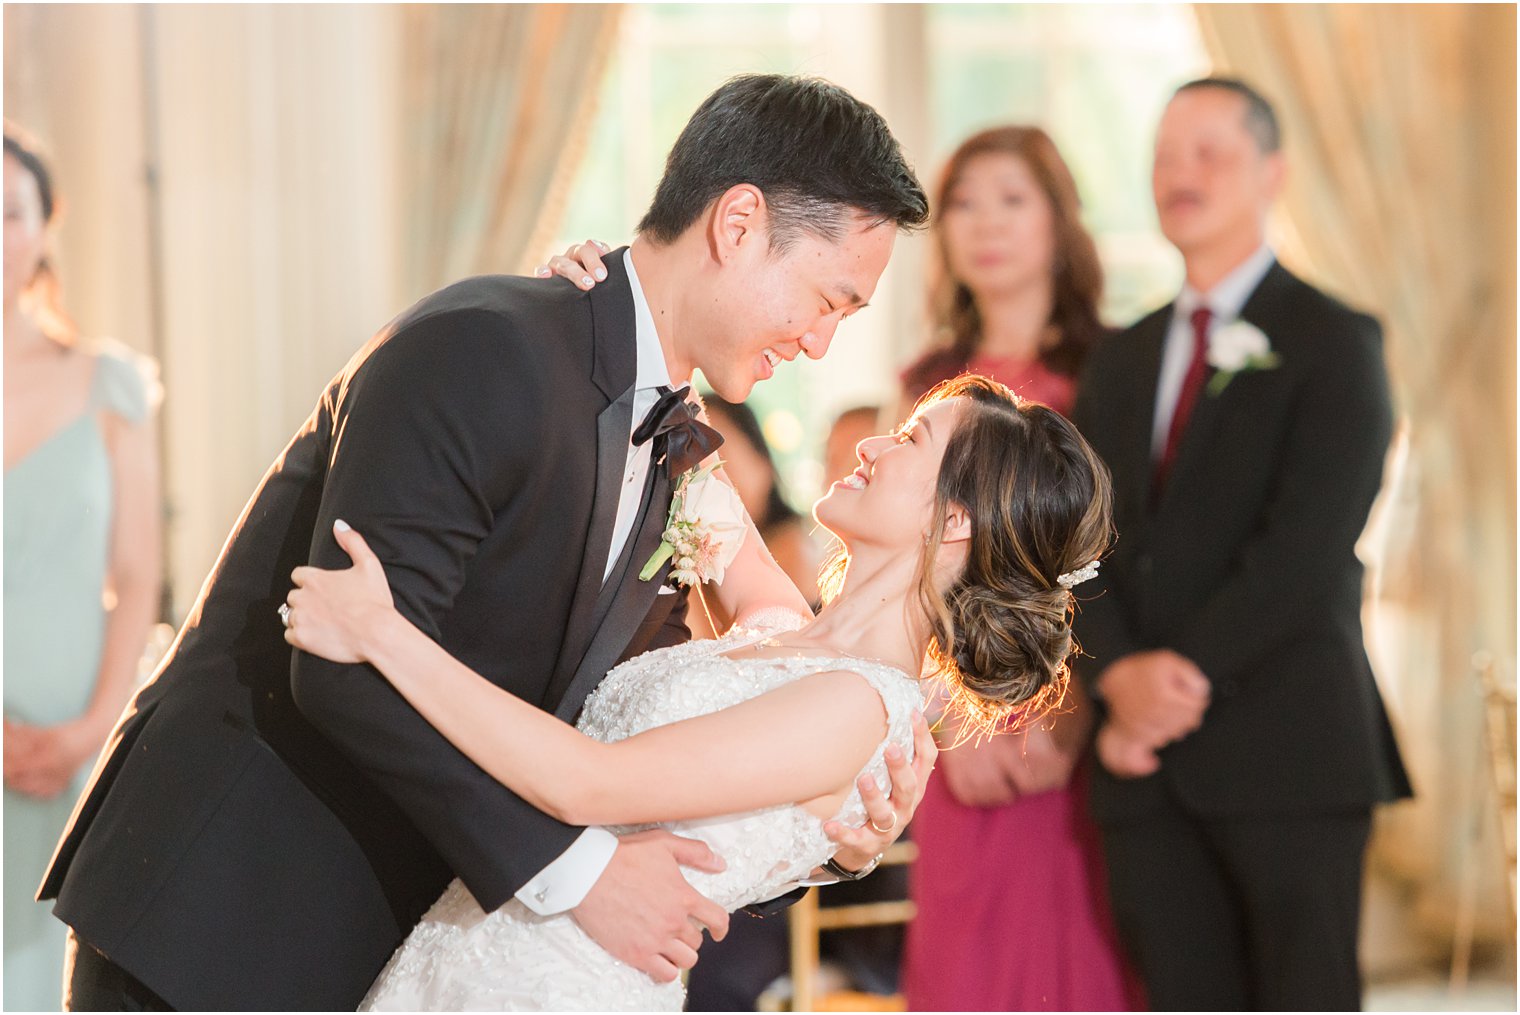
[1194, 2, 1516, 944]
[399, 4, 621, 298]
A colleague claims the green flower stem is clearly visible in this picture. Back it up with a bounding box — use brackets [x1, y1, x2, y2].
[1207, 353, 1281, 397]
[638, 459, 726, 583]
[640, 542, 675, 582]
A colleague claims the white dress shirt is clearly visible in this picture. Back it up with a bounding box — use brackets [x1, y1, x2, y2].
[1150, 243, 1277, 460]
[515, 250, 680, 915]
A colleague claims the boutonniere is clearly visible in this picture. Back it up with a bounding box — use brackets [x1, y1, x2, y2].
[1207, 319, 1281, 396]
[639, 462, 748, 587]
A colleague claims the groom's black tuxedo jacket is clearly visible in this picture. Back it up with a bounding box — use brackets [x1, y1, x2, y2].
[40, 254, 692, 1011]
[1070, 261, 1412, 824]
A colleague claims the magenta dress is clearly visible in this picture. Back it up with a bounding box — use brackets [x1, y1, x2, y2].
[900, 352, 1144, 1012]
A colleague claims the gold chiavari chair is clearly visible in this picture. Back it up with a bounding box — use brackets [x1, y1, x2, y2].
[1449, 651, 1516, 997]
[1475, 653, 1516, 916]
[763, 841, 917, 1012]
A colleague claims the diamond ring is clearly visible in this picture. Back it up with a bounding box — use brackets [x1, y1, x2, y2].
[278, 603, 292, 628]
[869, 813, 896, 834]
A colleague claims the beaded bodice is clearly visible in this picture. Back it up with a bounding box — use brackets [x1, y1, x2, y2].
[575, 607, 924, 910]
[360, 608, 925, 1011]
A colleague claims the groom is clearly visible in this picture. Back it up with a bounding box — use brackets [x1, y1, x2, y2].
[41, 74, 930, 1011]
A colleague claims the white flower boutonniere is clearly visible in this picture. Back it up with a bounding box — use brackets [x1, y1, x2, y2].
[1207, 319, 1281, 396]
[640, 462, 749, 587]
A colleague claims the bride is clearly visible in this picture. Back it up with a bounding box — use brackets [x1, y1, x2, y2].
[282, 374, 1112, 1011]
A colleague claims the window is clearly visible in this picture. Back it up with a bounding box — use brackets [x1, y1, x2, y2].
[927, 3, 1209, 324]
[551, 4, 1209, 502]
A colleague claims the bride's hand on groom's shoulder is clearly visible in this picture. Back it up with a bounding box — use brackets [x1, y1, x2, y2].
[534, 239, 612, 290]
[283, 520, 397, 665]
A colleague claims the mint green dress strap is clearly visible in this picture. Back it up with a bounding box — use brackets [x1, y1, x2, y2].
[88, 338, 162, 424]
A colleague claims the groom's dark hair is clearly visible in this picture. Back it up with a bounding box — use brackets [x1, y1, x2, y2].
[637, 74, 928, 252]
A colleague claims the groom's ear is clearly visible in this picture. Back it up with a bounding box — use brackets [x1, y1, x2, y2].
[708, 184, 766, 263]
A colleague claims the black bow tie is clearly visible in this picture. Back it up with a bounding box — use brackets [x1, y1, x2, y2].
[632, 385, 724, 477]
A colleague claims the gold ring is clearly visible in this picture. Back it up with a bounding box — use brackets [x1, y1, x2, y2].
[869, 813, 896, 834]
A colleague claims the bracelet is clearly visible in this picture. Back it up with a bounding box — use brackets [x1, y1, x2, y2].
[821, 853, 882, 882]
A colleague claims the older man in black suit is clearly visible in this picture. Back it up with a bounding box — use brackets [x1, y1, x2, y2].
[1072, 78, 1411, 1011]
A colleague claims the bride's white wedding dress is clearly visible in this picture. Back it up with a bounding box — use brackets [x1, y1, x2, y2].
[360, 608, 924, 1011]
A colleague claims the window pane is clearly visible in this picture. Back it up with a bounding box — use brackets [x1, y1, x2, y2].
[550, 3, 1210, 503]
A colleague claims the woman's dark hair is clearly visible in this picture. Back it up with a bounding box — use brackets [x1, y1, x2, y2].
[701, 395, 798, 532]
[914, 375, 1113, 733]
[908, 125, 1104, 394]
[4, 123, 75, 342]
[638, 74, 928, 252]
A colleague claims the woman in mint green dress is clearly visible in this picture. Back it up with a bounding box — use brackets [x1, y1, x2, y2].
[4, 128, 163, 1011]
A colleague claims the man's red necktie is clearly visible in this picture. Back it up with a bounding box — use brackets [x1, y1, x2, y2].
[1153, 306, 1213, 495]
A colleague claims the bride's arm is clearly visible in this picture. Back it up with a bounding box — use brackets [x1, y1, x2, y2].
[368, 615, 881, 826]
[699, 468, 813, 627]
[285, 524, 885, 827]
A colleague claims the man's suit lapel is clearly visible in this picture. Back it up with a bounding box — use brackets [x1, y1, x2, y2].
[1156, 261, 1289, 511]
[1117, 311, 1168, 520]
[542, 251, 639, 713]
[543, 388, 636, 710]
[553, 459, 674, 721]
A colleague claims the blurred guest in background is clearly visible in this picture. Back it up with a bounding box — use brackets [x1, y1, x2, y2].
[898, 125, 1141, 1012]
[822, 405, 881, 494]
[691, 395, 822, 636]
[3, 125, 162, 1010]
[1071, 78, 1410, 1010]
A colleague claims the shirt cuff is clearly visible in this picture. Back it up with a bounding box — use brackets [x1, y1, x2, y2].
[513, 827, 619, 915]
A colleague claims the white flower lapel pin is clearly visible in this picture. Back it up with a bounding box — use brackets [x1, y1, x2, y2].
[640, 462, 749, 588]
[1207, 319, 1280, 396]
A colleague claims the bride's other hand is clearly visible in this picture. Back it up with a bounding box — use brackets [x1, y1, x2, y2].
[533, 239, 611, 290]
[283, 521, 396, 665]
[823, 710, 937, 869]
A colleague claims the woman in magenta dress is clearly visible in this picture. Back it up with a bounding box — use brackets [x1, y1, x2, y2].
[899, 126, 1144, 1011]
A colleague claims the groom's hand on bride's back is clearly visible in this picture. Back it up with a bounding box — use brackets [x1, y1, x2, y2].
[571, 829, 729, 982]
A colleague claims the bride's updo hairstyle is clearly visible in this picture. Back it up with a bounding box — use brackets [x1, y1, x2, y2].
[916, 375, 1113, 734]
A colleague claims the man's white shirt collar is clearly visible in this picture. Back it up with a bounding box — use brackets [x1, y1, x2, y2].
[1177, 242, 1276, 321]
[1151, 243, 1277, 460]
[624, 249, 675, 393]
[513, 250, 689, 920]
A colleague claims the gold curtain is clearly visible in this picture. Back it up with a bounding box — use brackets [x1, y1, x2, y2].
[1193, 3, 1516, 944]
[400, 4, 621, 298]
